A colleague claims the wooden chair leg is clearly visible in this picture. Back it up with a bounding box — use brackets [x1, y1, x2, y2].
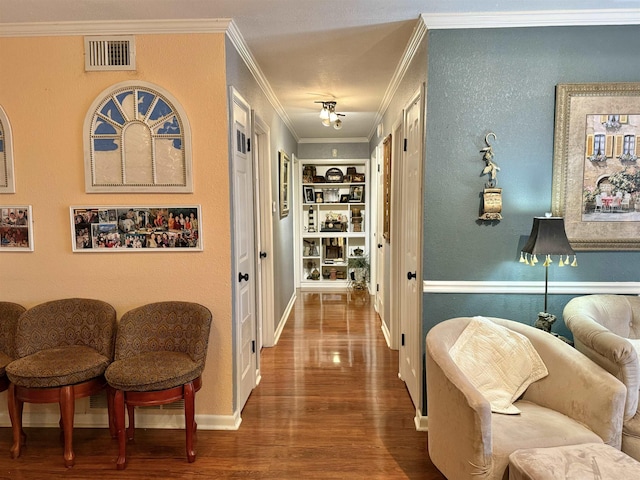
[8, 383, 25, 459]
[126, 402, 136, 441]
[114, 389, 127, 470]
[184, 381, 196, 463]
[106, 386, 117, 438]
[60, 385, 75, 467]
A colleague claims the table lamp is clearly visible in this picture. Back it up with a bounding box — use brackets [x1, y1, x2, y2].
[520, 216, 577, 320]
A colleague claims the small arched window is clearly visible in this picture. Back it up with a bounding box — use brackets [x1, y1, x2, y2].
[84, 81, 192, 192]
[0, 105, 16, 193]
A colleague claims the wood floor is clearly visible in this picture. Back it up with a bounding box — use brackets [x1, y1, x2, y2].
[0, 291, 446, 479]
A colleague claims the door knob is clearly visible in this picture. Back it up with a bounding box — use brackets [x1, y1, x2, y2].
[259, 251, 267, 258]
[238, 272, 249, 283]
[378, 243, 383, 248]
[407, 271, 417, 280]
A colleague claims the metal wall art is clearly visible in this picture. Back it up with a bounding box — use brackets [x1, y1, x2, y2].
[478, 132, 503, 221]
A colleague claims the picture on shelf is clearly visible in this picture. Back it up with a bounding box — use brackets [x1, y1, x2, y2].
[340, 194, 350, 203]
[303, 186, 315, 203]
[349, 185, 364, 202]
[315, 191, 324, 203]
[71, 205, 202, 252]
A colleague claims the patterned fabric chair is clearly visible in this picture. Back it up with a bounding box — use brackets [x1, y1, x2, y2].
[6, 298, 117, 467]
[0, 302, 26, 392]
[105, 301, 212, 469]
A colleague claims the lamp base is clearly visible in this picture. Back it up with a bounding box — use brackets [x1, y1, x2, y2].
[533, 311, 573, 346]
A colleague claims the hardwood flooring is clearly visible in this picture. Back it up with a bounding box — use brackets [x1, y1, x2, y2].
[0, 291, 445, 479]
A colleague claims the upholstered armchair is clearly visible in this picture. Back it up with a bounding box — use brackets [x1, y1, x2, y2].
[6, 298, 117, 467]
[564, 294, 640, 461]
[426, 316, 626, 480]
[0, 302, 26, 392]
[105, 301, 212, 469]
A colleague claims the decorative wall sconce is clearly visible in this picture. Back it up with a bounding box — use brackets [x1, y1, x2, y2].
[478, 132, 502, 221]
[316, 101, 345, 129]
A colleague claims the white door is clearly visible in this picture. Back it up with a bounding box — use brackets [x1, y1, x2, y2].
[398, 86, 424, 410]
[375, 142, 385, 318]
[231, 88, 257, 411]
[253, 115, 275, 349]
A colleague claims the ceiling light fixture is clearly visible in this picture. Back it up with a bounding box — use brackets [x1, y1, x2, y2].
[315, 101, 345, 129]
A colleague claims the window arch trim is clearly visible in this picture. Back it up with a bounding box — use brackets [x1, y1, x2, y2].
[83, 80, 193, 193]
[0, 105, 16, 193]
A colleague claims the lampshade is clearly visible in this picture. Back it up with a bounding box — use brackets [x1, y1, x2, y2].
[521, 217, 575, 257]
[520, 216, 576, 315]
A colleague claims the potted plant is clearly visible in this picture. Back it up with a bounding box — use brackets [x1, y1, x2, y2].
[348, 254, 370, 291]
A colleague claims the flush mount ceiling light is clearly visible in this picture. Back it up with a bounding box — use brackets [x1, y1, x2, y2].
[316, 101, 345, 129]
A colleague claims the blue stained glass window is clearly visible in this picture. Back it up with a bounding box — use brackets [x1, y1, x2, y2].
[100, 99, 126, 125]
[149, 98, 172, 120]
[137, 91, 154, 116]
[94, 118, 118, 135]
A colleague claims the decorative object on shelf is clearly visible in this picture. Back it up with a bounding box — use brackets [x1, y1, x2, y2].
[349, 186, 364, 202]
[315, 191, 324, 203]
[340, 194, 350, 203]
[352, 173, 365, 183]
[323, 188, 340, 203]
[321, 212, 346, 232]
[313, 175, 326, 183]
[308, 206, 316, 232]
[303, 239, 318, 256]
[351, 207, 363, 232]
[519, 215, 577, 335]
[325, 168, 344, 183]
[303, 165, 316, 178]
[0, 205, 34, 251]
[307, 261, 320, 280]
[478, 132, 503, 221]
[315, 101, 345, 129]
[303, 186, 315, 203]
[347, 167, 357, 175]
[348, 254, 370, 290]
[279, 150, 290, 217]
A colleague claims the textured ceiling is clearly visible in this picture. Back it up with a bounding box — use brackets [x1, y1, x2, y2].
[2, 0, 639, 140]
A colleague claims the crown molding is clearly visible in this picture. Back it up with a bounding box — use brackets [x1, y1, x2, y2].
[225, 21, 299, 141]
[422, 9, 640, 30]
[298, 137, 369, 144]
[0, 18, 231, 37]
[369, 15, 427, 140]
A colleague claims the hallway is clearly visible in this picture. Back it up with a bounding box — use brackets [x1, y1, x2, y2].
[0, 291, 444, 479]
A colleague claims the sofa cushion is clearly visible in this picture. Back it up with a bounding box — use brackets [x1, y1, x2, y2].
[105, 351, 201, 392]
[450, 316, 548, 414]
[6, 345, 110, 388]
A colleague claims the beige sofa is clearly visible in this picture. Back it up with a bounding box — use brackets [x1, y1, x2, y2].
[564, 294, 640, 461]
[426, 316, 626, 480]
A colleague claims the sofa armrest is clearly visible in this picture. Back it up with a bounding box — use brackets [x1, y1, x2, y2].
[508, 324, 626, 448]
[565, 313, 640, 421]
[426, 330, 493, 479]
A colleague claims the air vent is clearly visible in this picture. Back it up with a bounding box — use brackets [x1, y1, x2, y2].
[85, 36, 136, 71]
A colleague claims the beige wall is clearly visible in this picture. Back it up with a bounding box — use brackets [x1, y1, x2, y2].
[0, 34, 234, 417]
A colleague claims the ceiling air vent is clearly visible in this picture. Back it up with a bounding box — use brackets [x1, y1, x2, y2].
[84, 36, 136, 71]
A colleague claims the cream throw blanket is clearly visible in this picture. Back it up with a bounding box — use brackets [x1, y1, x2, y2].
[449, 316, 548, 414]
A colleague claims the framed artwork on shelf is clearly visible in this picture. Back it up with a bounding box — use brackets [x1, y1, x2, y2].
[551, 82, 640, 250]
[349, 185, 364, 203]
[0, 206, 33, 251]
[70, 205, 202, 252]
[303, 186, 315, 203]
[279, 150, 290, 217]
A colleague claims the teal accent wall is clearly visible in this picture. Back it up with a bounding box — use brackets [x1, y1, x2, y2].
[423, 25, 640, 412]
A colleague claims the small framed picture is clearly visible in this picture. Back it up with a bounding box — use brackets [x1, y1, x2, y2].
[315, 191, 324, 203]
[349, 186, 364, 203]
[0, 206, 34, 251]
[340, 194, 350, 203]
[303, 186, 315, 203]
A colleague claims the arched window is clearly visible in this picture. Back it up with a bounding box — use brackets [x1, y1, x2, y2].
[84, 81, 192, 192]
[0, 105, 16, 193]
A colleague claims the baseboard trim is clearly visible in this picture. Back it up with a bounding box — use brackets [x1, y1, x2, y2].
[0, 409, 242, 430]
[274, 290, 296, 345]
[415, 409, 428, 432]
[380, 319, 392, 348]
